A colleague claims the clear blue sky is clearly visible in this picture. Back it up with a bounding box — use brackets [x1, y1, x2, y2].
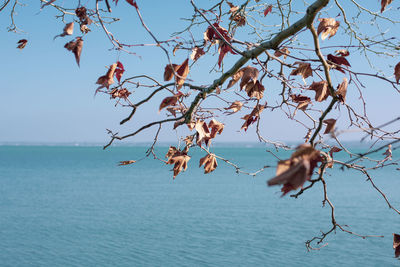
[0, 0, 399, 144]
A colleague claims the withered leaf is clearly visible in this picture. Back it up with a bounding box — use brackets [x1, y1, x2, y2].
[245, 80, 265, 99]
[274, 47, 290, 59]
[64, 37, 83, 67]
[327, 54, 351, 73]
[75, 7, 92, 26]
[164, 64, 178, 81]
[110, 88, 131, 99]
[317, 18, 340, 40]
[16, 39, 27, 49]
[227, 66, 259, 89]
[54, 22, 74, 40]
[199, 153, 218, 174]
[329, 146, 342, 157]
[208, 119, 224, 138]
[224, 101, 243, 113]
[290, 94, 311, 111]
[263, 5, 272, 16]
[335, 49, 349, 57]
[165, 146, 190, 178]
[393, 233, 400, 258]
[381, 0, 393, 12]
[241, 104, 265, 131]
[175, 58, 190, 89]
[115, 61, 125, 83]
[290, 62, 313, 79]
[308, 81, 329, 102]
[159, 92, 183, 112]
[190, 47, 205, 61]
[126, 0, 139, 9]
[323, 118, 336, 134]
[267, 144, 322, 196]
[336, 77, 348, 103]
[118, 160, 136, 166]
[172, 42, 182, 56]
[195, 120, 211, 147]
[394, 62, 400, 83]
[96, 63, 117, 90]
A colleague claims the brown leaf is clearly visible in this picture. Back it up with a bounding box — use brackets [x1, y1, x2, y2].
[317, 18, 340, 40]
[110, 88, 131, 99]
[165, 147, 190, 179]
[241, 104, 265, 131]
[323, 119, 336, 134]
[176, 58, 190, 89]
[96, 63, 117, 89]
[195, 120, 211, 146]
[245, 80, 265, 99]
[307, 81, 329, 102]
[274, 47, 290, 59]
[208, 119, 224, 138]
[381, 0, 393, 12]
[75, 7, 92, 26]
[394, 62, 400, 83]
[199, 153, 218, 174]
[335, 49, 349, 57]
[163, 64, 178, 81]
[159, 92, 183, 112]
[224, 101, 243, 113]
[190, 47, 205, 61]
[336, 77, 348, 103]
[54, 22, 74, 39]
[64, 37, 83, 66]
[290, 94, 311, 111]
[267, 144, 322, 196]
[227, 2, 246, 26]
[393, 233, 400, 258]
[16, 39, 28, 49]
[118, 160, 136, 166]
[329, 146, 342, 157]
[290, 62, 313, 79]
[327, 54, 351, 73]
[172, 42, 182, 56]
[227, 66, 259, 90]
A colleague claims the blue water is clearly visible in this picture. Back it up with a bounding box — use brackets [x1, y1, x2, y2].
[0, 145, 399, 266]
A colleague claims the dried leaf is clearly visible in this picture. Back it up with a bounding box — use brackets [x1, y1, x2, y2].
[290, 62, 313, 79]
[335, 49, 349, 57]
[307, 81, 329, 102]
[394, 62, 400, 83]
[263, 5, 272, 16]
[227, 66, 259, 89]
[190, 47, 205, 61]
[159, 92, 183, 112]
[290, 94, 311, 111]
[115, 61, 125, 83]
[165, 147, 190, 178]
[317, 18, 340, 40]
[64, 37, 83, 66]
[383, 144, 392, 160]
[241, 104, 265, 131]
[381, 0, 393, 12]
[126, 0, 139, 8]
[224, 101, 243, 113]
[110, 88, 131, 99]
[163, 64, 179, 81]
[195, 120, 211, 146]
[267, 144, 322, 196]
[16, 39, 27, 49]
[208, 119, 224, 138]
[327, 54, 351, 73]
[336, 77, 348, 103]
[175, 58, 190, 89]
[96, 63, 117, 90]
[245, 80, 265, 99]
[393, 233, 400, 258]
[274, 47, 290, 59]
[329, 146, 342, 157]
[75, 7, 92, 26]
[54, 22, 74, 40]
[172, 42, 182, 56]
[118, 160, 136, 166]
[323, 118, 336, 134]
[199, 153, 218, 174]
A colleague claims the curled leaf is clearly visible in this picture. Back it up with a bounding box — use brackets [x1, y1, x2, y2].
[16, 39, 28, 49]
[381, 0, 393, 12]
[290, 62, 313, 79]
[224, 101, 243, 113]
[118, 160, 136, 166]
[64, 37, 83, 66]
[208, 119, 224, 138]
[245, 80, 265, 99]
[115, 61, 125, 83]
[393, 233, 400, 258]
[159, 92, 183, 112]
[54, 22, 74, 40]
[274, 47, 290, 59]
[317, 18, 340, 40]
[199, 154, 218, 174]
[394, 62, 400, 83]
[241, 104, 265, 131]
[323, 119, 336, 134]
[165, 147, 190, 179]
[110, 88, 131, 99]
[190, 47, 205, 61]
[307, 81, 329, 102]
[96, 63, 117, 90]
[195, 120, 211, 147]
[290, 94, 311, 111]
[336, 77, 348, 103]
[335, 49, 349, 57]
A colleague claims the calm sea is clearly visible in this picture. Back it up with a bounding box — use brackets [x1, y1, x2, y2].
[0, 145, 399, 266]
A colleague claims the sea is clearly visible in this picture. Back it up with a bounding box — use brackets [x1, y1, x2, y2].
[0, 144, 399, 266]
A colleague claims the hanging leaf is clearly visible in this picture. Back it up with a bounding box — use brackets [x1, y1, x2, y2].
[274, 47, 290, 59]
[190, 47, 205, 61]
[159, 92, 183, 112]
[195, 120, 211, 147]
[64, 37, 83, 66]
[199, 153, 218, 174]
[126, 0, 139, 9]
[224, 101, 243, 113]
[393, 233, 400, 258]
[263, 5, 272, 16]
[54, 22, 74, 40]
[290, 62, 313, 79]
[16, 39, 28, 49]
[96, 63, 117, 90]
[336, 77, 348, 103]
[241, 104, 265, 131]
[307, 81, 329, 102]
[323, 119, 336, 134]
[317, 18, 340, 40]
[115, 61, 125, 83]
[394, 62, 400, 83]
[208, 119, 224, 138]
[381, 0, 393, 12]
